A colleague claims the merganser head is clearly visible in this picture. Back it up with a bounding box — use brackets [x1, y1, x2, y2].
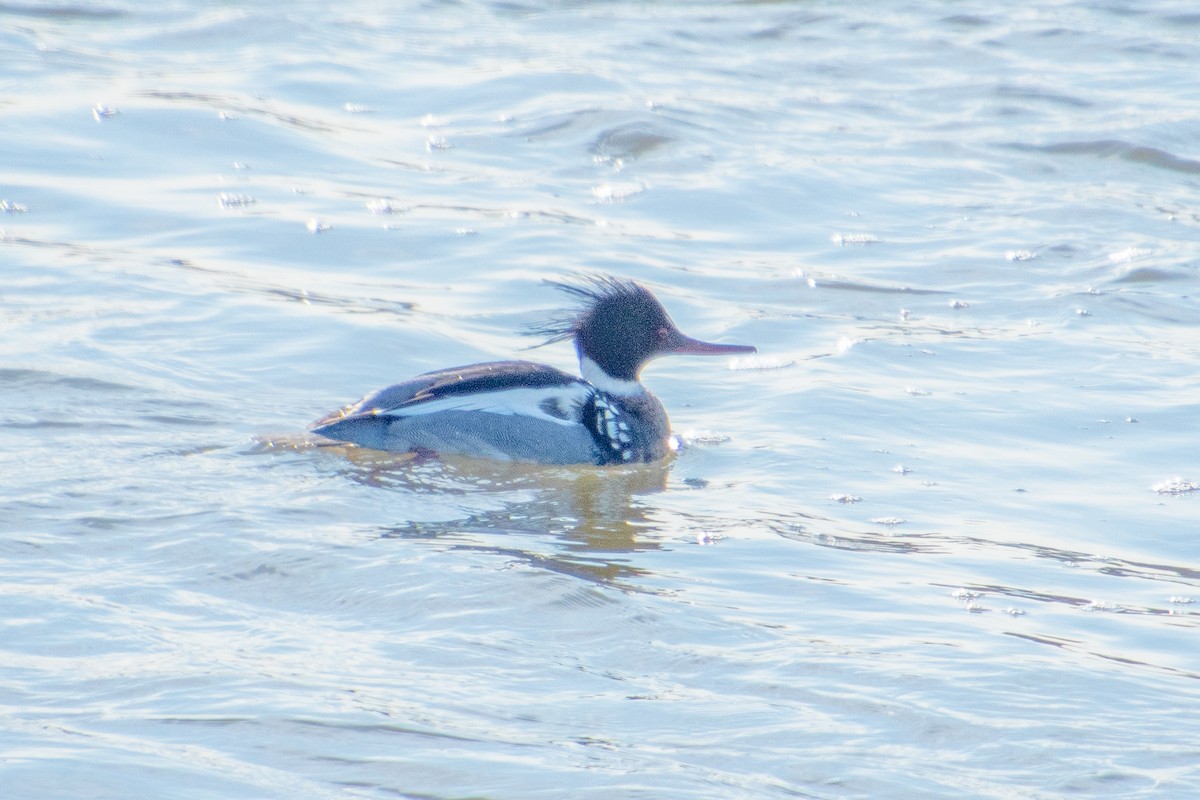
[529, 275, 756, 391]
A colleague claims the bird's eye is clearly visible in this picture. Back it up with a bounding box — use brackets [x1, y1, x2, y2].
[657, 327, 669, 340]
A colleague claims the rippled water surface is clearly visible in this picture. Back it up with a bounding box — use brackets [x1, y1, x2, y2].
[3, 1, 1199, 797]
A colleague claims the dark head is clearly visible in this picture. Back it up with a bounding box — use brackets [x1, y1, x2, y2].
[528, 275, 756, 384]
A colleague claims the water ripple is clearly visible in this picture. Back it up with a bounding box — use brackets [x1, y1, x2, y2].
[1020, 139, 1200, 174]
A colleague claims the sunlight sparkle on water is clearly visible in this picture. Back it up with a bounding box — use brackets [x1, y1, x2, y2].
[5, 2, 1199, 797]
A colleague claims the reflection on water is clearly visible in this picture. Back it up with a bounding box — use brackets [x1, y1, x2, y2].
[254, 436, 674, 585]
[366, 459, 673, 587]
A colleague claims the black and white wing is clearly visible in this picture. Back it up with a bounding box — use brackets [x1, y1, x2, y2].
[311, 360, 593, 431]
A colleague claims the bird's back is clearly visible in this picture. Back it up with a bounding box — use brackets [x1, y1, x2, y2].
[310, 360, 606, 463]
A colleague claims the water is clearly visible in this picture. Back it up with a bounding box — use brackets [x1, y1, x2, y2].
[3, 1, 1199, 797]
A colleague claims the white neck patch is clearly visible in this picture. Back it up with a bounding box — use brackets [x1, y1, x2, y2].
[579, 355, 644, 397]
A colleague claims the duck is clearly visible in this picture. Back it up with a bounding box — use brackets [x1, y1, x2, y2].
[309, 275, 755, 464]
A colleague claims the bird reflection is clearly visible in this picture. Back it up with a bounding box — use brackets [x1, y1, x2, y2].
[320, 443, 674, 587]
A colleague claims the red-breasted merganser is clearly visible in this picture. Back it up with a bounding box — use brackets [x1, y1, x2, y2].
[310, 275, 755, 464]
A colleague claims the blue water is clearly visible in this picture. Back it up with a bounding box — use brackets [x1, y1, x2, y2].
[3, 1, 1199, 798]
